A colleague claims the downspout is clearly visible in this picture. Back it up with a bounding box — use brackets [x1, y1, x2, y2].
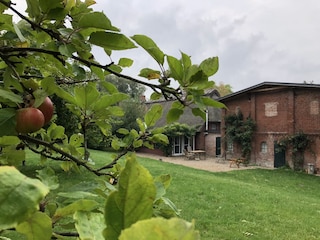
[205, 109, 208, 132]
[204, 109, 209, 152]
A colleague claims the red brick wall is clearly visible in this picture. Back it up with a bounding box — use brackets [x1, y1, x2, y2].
[221, 87, 320, 169]
[294, 89, 320, 134]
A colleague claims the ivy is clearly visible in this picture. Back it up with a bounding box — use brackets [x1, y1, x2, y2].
[277, 132, 311, 171]
[158, 123, 197, 156]
[224, 111, 256, 160]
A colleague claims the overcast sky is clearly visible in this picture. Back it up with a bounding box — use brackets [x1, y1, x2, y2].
[14, 1, 320, 96]
[91, 0, 320, 96]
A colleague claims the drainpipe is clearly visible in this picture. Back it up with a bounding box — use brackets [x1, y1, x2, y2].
[205, 109, 208, 132]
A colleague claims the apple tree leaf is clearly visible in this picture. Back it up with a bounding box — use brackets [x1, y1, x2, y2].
[16, 212, 52, 240]
[0, 166, 49, 230]
[89, 32, 136, 51]
[119, 217, 200, 240]
[103, 155, 156, 240]
[144, 104, 162, 127]
[74, 211, 105, 240]
[131, 35, 165, 65]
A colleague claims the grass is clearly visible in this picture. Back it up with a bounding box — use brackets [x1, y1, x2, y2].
[18, 149, 320, 240]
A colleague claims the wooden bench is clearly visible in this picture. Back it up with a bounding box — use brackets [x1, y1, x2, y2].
[228, 158, 245, 168]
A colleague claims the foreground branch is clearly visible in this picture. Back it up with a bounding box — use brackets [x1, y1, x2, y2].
[18, 134, 116, 177]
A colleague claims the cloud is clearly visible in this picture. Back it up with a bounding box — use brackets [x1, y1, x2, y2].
[12, 0, 320, 96]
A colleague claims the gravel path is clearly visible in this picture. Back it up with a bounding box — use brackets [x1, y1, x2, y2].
[137, 153, 265, 172]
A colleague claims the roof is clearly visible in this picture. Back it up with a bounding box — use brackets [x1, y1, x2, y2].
[145, 89, 222, 130]
[218, 82, 320, 102]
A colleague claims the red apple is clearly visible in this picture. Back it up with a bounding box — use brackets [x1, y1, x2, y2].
[37, 97, 54, 125]
[16, 108, 45, 134]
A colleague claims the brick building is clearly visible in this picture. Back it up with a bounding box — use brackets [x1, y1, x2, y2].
[219, 82, 320, 170]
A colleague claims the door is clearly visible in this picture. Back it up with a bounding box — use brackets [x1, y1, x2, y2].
[216, 137, 221, 156]
[172, 136, 194, 156]
[274, 142, 286, 168]
[173, 137, 182, 155]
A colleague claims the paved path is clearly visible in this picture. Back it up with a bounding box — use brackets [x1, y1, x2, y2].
[137, 153, 266, 172]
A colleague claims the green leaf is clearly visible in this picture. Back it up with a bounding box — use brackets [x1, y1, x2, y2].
[0, 146, 26, 166]
[13, 23, 26, 42]
[131, 35, 164, 65]
[0, 136, 20, 145]
[26, 0, 41, 20]
[74, 83, 100, 109]
[41, 77, 76, 104]
[78, 12, 119, 31]
[189, 70, 208, 86]
[149, 133, 169, 145]
[39, 0, 62, 13]
[133, 139, 143, 148]
[0, 89, 23, 104]
[36, 167, 59, 190]
[91, 66, 105, 80]
[58, 43, 77, 57]
[167, 55, 184, 81]
[69, 133, 84, 147]
[93, 93, 128, 111]
[166, 108, 183, 124]
[74, 211, 105, 240]
[136, 118, 146, 133]
[192, 108, 206, 120]
[0, 61, 7, 69]
[118, 58, 133, 67]
[47, 123, 65, 140]
[199, 56, 219, 77]
[181, 51, 192, 70]
[53, 199, 99, 220]
[0, 166, 49, 230]
[119, 217, 200, 240]
[117, 128, 129, 135]
[150, 92, 162, 100]
[139, 68, 161, 79]
[0, 108, 17, 137]
[58, 191, 97, 199]
[89, 32, 136, 50]
[104, 155, 156, 240]
[144, 104, 162, 127]
[202, 96, 226, 108]
[16, 212, 52, 240]
[99, 81, 119, 94]
[154, 174, 172, 191]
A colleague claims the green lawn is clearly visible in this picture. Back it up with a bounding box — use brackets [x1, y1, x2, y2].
[19, 149, 320, 240]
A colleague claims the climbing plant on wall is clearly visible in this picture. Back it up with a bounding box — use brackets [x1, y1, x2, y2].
[277, 132, 311, 171]
[224, 110, 256, 160]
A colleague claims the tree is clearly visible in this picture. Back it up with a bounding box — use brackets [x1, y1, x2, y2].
[0, 0, 222, 239]
[105, 74, 146, 99]
[215, 81, 233, 96]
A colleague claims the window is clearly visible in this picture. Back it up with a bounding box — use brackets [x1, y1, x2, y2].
[261, 142, 268, 153]
[208, 122, 220, 133]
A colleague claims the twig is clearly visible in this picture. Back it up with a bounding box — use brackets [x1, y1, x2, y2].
[18, 134, 113, 177]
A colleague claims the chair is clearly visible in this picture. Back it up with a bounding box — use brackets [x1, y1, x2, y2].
[183, 149, 195, 160]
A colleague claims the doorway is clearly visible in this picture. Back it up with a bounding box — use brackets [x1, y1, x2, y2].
[216, 137, 221, 156]
[274, 142, 286, 168]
